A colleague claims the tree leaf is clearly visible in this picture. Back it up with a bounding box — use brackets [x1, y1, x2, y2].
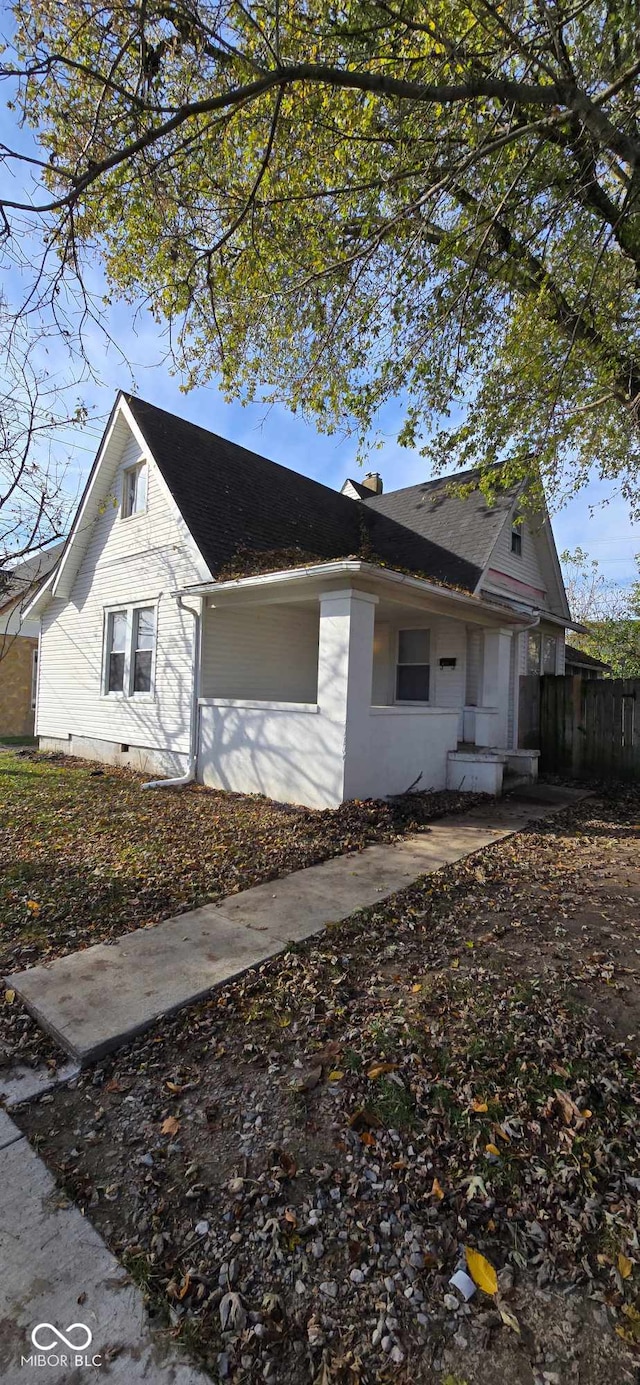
[367, 1062, 397, 1079]
[497, 1299, 521, 1333]
[161, 1115, 180, 1136]
[465, 1246, 499, 1295]
[618, 1252, 633, 1279]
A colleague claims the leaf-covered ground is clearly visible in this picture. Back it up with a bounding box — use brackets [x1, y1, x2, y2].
[16, 786, 640, 1384]
[0, 750, 484, 1066]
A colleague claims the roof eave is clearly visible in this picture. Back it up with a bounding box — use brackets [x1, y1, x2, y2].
[174, 559, 531, 625]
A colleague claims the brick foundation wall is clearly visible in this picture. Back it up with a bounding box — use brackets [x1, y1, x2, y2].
[0, 635, 37, 736]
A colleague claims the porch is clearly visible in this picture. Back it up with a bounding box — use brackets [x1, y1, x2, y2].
[192, 563, 531, 808]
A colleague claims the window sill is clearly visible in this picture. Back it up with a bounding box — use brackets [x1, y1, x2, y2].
[101, 691, 155, 703]
[371, 704, 456, 715]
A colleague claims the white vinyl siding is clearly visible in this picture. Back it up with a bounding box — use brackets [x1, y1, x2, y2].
[201, 604, 320, 704]
[487, 515, 546, 595]
[36, 427, 209, 754]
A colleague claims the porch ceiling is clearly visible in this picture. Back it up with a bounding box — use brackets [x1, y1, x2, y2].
[177, 560, 530, 628]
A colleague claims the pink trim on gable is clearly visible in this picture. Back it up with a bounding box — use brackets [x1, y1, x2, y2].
[487, 569, 546, 601]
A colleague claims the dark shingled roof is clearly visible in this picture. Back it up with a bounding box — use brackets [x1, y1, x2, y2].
[360, 466, 519, 572]
[565, 644, 612, 672]
[125, 396, 482, 592]
[0, 540, 65, 609]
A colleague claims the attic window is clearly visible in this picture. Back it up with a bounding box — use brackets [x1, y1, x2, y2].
[511, 524, 522, 557]
[122, 461, 147, 518]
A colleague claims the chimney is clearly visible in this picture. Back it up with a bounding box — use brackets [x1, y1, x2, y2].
[362, 472, 383, 495]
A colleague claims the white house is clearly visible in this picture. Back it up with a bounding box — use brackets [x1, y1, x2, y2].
[25, 392, 574, 807]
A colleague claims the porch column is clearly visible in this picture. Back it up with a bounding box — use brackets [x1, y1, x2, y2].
[480, 627, 513, 747]
[318, 588, 378, 802]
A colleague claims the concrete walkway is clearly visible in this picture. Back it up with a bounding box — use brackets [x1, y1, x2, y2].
[6, 784, 587, 1066]
[0, 1111, 209, 1384]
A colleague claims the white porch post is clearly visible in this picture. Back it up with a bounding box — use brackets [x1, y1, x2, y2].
[317, 588, 378, 802]
[480, 627, 513, 747]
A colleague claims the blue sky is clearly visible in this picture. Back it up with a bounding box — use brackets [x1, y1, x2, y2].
[0, 69, 638, 589]
[69, 298, 640, 589]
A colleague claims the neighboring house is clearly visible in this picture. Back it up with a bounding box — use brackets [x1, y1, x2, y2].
[564, 644, 612, 678]
[25, 393, 576, 805]
[0, 543, 64, 737]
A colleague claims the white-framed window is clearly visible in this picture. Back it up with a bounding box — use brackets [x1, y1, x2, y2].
[396, 628, 430, 702]
[31, 648, 38, 710]
[526, 630, 541, 675]
[132, 606, 155, 693]
[103, 603, 156, 697]
[511, 524, 522, 556]
[542, 634, 557, 674]
[121, 460, 147, 518]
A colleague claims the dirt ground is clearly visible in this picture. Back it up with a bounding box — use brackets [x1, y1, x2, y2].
[14, 785, 640, 1384]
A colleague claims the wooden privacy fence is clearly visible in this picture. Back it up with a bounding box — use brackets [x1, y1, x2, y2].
[539, 675, 640, 780]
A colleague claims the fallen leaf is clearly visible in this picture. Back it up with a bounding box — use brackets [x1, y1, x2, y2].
[219, 1291, 246, 1332]
[296, 1065, 323, 1093]
[411, 983, 422, 993]
[485, 1142, 501, 1157]
[4, 989, 15, 1004]
[177, 1273, 191, 1301]
[348, 1108, 382, 1131]
[618, 1252, 633, 1280]
[366, 1063, 397, 1079]
[161, 1116, 180, 1136]
[328, 1070, 345, 1082]
[26, 899, 41, 913]
[497, 1299, 521, 1333]
[360, 1131, 376, 1146]
[465, 1246, 499, 1295]
[554, 1087, 584, 1125]
[471, 1099, 488, 1113]
[431, 1177, 445, 1200]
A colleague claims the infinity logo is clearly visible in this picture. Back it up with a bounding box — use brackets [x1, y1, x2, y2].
[31, 1323, 93, 1352]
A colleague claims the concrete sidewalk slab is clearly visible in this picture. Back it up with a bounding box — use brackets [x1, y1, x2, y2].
[6, 786, 589, 1067]
[7, 905, 285, 1064]
[0, 1115, 209, 1384]
[0, 1058, 80, 1110]
[0, 1110, 24, 1151]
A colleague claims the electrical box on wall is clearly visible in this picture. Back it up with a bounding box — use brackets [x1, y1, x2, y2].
[439, 657, 457, 668]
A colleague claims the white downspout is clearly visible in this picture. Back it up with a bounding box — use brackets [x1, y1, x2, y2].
[142, 594, 202, 790]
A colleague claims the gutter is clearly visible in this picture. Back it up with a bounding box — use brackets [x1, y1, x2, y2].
[142, 594, 202, 790]
[172, 560, 531, 627]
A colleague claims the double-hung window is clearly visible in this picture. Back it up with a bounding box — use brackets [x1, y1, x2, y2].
[121, 461, 147, 518]
[106, 610, 128, 692]
[396, 628, 430, 702]
[104, 604, 156, 697]
[542, 634, 557, 674]
[132, 607, 155, 693]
